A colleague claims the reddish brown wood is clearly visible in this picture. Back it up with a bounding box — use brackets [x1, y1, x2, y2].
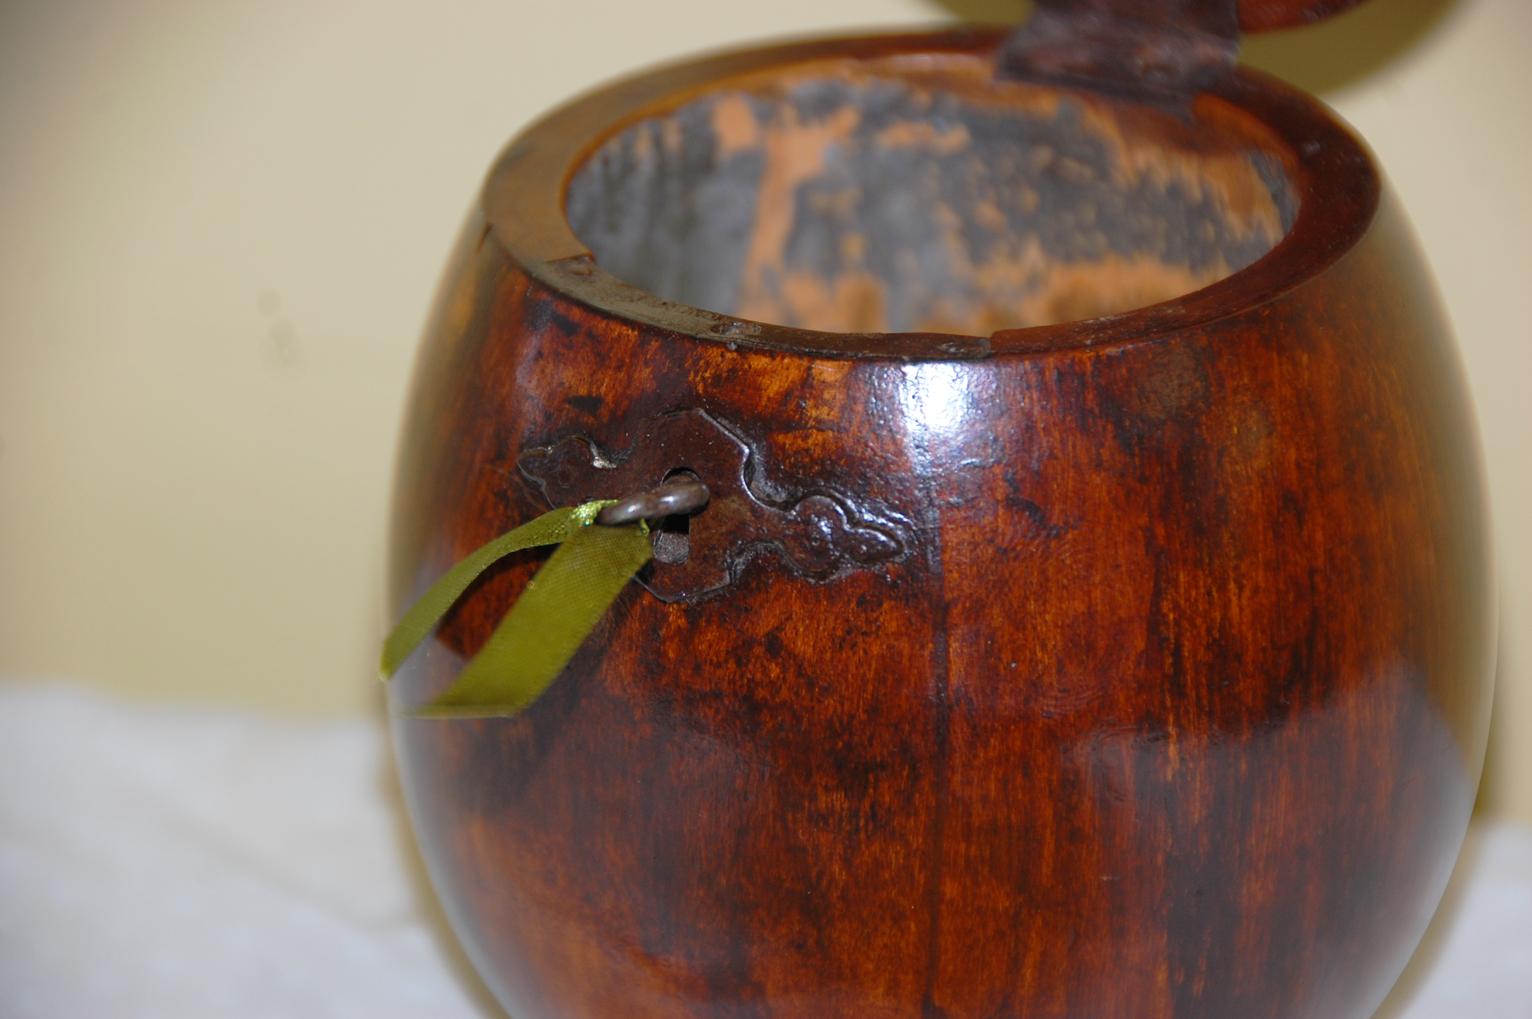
[520, 408, 914, 602]
[1238, 0, 1368, 32]
[387, 28, 1491, 1019]
[999, 0, 1242, 103]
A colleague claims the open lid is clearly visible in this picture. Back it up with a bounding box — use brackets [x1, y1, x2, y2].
[1239, 0, 1366, 32]
[1000, 0, 1368, 104]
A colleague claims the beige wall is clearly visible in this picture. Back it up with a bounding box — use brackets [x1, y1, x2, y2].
[1, 0, 1526, 819]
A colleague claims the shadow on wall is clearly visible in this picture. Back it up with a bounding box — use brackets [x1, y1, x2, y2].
[928, 0, 1460, 96]
[1474, 614, 1511, 815]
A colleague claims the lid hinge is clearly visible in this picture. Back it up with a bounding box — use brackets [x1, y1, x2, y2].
[998, 0, 1241, 108]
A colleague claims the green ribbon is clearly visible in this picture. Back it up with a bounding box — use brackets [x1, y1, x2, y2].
[380, 500, 653, 718]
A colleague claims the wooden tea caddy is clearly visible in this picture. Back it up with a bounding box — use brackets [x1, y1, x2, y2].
[387, 1, 1493, 1016]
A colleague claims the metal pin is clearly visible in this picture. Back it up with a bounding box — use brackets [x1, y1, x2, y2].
[596, 479, 710, 526]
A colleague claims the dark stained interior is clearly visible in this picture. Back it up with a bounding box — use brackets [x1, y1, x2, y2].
[566, 63, 1297, 335]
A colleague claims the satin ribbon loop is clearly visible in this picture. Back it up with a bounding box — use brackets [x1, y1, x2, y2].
[381, 499, 652, 718]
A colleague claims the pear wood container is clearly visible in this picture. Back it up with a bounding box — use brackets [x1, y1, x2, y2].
[387, 5, 1493, 1017]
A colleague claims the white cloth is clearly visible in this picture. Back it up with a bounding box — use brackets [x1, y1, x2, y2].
[0, 682, 1527, 1018]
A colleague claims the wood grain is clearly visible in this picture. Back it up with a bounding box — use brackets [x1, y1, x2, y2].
[387, 28, 1491, 1019]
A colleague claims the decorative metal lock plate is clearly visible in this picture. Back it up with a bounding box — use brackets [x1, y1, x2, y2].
[518, 409, 913, 603]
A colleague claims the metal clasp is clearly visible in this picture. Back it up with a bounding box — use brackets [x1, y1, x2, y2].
[595, 479, 711, 526]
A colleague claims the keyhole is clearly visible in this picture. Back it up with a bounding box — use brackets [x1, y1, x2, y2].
[652, 468, 699, 565]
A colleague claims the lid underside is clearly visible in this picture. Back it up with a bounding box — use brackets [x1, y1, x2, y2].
[1237, 0, 1367, 32]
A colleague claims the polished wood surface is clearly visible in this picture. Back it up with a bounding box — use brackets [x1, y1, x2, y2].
[387, 29, 1492, 1019]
